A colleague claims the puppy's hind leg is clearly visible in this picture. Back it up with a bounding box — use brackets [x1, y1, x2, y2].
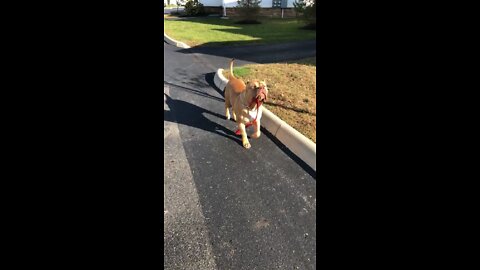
[225, 95, 231, 120]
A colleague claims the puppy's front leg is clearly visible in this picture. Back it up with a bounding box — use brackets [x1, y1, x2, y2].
[251, 119, 261, 139]
[238, 123, 251, 149]
[225, 106, 230, 120]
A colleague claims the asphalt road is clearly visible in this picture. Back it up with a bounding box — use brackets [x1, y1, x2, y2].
[164, 7, 184, 14]
[164, 41, 316, 269]
[182, 40, 317, 64]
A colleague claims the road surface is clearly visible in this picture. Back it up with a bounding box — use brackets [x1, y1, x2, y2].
[164, 7, 184, 14]
[164, 41, 316, 269]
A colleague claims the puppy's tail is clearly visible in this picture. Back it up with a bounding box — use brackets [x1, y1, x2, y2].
[229, 58, 236, 79]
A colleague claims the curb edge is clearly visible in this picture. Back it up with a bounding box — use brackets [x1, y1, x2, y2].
[164, 32, 191, 49]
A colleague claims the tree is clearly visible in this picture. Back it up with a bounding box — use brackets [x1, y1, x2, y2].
[176, 0, 185, 13]
[293, 0, 316, 29]
[184, 0, 205, 16]
[293, 0, 307, 16]
[236, 0, 262, 24]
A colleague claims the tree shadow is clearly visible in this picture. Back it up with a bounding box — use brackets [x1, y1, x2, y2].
[164, 93, 243, 147]
[177, 39, 316, 64]
[167, 17, 315, 43]
[164, 80, 224, 103]
[164, 17, 316, 63]
[285, 57, 317, 67]
[264, 101, 316, 116]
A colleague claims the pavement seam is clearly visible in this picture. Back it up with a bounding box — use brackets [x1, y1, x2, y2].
[214, 69, 316, 172]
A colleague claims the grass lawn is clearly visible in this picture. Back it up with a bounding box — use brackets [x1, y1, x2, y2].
[223, 57, 316, 143]
[164, 17, 316, 47]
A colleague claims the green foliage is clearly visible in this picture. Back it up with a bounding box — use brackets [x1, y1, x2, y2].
[233, 67, 251, 77]
[293, 0, 316, 28]
[184, 0, 205, 16]
[236, 0, 262, 23]
[293, 0, 306, 15]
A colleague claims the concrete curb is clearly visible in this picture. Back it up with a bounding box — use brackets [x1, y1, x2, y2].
[164, 32, 191, 49]
[214, 69, 316, 171]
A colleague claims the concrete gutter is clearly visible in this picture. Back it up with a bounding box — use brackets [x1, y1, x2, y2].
[214, 69, 316, 171]
[164, 32, 191, 49]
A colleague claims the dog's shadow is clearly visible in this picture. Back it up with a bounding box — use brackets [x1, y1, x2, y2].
[164, 94, 243, 146]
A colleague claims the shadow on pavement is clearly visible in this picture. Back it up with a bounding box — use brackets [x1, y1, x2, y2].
[205, 72, 225, 98]
[204, 72, 316, 179]
[164, 80, 224, 102]
[164, 17, 316, 63]
[176, 40, 316, 64]
[262, 128, 316, 178]
[164, 94, 243, 147]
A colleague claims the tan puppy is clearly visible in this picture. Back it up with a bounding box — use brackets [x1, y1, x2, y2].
[224, 59, 268, 149]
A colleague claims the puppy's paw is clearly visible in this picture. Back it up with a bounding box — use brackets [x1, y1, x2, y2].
[225, 110, 230, 120]
[251, 132, 261, 139]
[243, 141, 251, 149]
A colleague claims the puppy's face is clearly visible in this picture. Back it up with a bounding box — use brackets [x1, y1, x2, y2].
[247, 80, 268, 105]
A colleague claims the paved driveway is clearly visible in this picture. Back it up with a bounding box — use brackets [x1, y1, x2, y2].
[164, 7, 184, 14]
[164, 41, 316, 269]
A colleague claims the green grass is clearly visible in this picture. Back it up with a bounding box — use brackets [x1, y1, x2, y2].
[231, 67, 251, 77]
[164, 17, 316, 47]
